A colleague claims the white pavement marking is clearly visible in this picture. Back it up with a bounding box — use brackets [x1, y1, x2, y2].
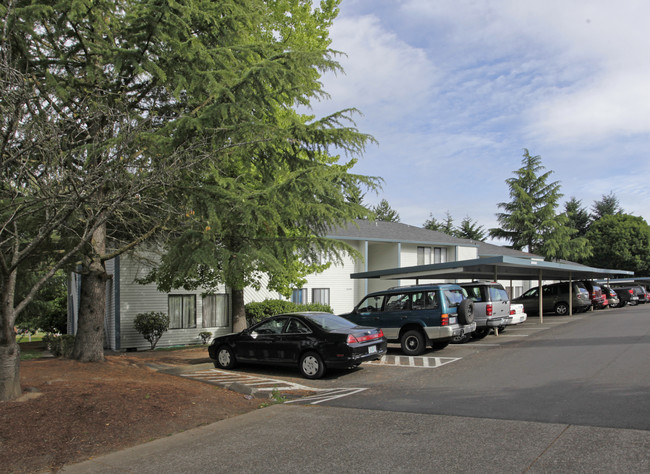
[284, 388, 369, 405]
[368, 355, 461, 368]
[181, 369, 313, 392]
[182, 369, 367, 405]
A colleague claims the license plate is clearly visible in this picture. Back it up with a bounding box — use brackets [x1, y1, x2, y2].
[449, 316, 458, 325]
[368, 345, 377, 354]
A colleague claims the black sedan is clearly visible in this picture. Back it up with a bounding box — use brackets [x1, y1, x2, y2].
[208, 312, 387, 379]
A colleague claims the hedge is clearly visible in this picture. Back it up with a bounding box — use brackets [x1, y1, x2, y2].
[245, 300, 334, 326]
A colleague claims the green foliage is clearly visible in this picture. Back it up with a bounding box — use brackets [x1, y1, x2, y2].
[16, 270, 68, 335]
[372, 199, 400, 222]
[564, 197, 591, 238]
[454, 216, 487, 241]
[586, 214, 650, 275]
[259, 387, 287, 407]
[591, 192, 623, 220]
[245, 300, 333, 325]
[134, 312, 170, 350]
[43, 334, 75, 358]
[489, 149, 591, 262]
[423, 211, 454, 235]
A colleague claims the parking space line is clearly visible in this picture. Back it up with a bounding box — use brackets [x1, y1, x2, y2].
[368, 355, 461, 368]
[285, 388, 368, 405]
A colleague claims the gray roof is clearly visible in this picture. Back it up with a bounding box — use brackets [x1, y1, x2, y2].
[327, 219, 479, 247]
[328, 219, 543, 260]
[350, 255, 634, 282]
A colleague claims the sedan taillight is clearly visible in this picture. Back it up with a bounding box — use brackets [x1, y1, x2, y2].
[347, 331, 383, 344]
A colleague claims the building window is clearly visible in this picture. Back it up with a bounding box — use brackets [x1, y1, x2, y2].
[202, 294, 229, 328]
[417, 246, 432, 265]
[291, 288, 307, 304]
[434, 247, 447, 263]
[312, 288, 330, 305]
[168, 295, 197, 329]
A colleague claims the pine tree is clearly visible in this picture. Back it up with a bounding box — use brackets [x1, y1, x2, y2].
[454, 216, 486, 241]
[372, 199, 400, 222]
[489, 150, 590, 261]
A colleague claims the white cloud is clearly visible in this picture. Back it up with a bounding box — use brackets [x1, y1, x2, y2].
[318, 15, 438, 123]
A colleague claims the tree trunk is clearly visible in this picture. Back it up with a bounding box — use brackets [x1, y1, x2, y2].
[0, 339, 21, 401]
[0, 271, 21, 401]
[72, 223, 108, 362]
[231, 288, 247, 332]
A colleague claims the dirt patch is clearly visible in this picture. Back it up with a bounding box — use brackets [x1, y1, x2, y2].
[0, 346, 259, 473]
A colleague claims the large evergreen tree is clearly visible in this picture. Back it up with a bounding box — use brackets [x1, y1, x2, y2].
[564, 197, 591, 238]
[489, 150, 590, 261]
[372, 199, 400, 222]
[454, 216, 486, 241]
[591, 192, 623, 220]
[1, 0, 376, 398]
[423, 211, 454, 235]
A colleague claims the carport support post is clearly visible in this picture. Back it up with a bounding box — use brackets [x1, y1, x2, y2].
[538, 270, 543, 324]
[569, 272, 573, 316]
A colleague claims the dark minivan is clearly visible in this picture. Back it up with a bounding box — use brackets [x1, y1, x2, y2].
[341, 284, 476, 356]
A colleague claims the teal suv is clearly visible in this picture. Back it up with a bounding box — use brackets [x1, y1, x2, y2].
[340, 284, 476, 356]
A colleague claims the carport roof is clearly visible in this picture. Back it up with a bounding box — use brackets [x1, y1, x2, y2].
[350, 255, 634, 282]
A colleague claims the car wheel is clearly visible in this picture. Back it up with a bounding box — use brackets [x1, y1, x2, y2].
[299, 352, 325, 379]
[554, 302, 569, 316]
[214, 346, 236, 370]
[472, 327, 489, 339]
[401, 329, 426, 356]
[457, 299, 475, 325]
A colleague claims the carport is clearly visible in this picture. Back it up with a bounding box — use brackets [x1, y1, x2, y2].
[350, 256, 634, 323]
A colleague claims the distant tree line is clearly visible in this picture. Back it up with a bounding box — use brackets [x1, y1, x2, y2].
[371, 149, 650, 275]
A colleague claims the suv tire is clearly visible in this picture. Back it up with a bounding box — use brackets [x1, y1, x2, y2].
[401, 329, 426, 356]
[458, 299, 474, 325]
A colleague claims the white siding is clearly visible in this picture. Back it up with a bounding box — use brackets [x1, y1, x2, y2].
[457, 245, 479, 261]
[243, 241, 367, 314]
[116, 255, 231, 351]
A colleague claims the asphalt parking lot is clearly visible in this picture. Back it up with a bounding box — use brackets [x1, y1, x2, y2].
[176, 312, 589, 400]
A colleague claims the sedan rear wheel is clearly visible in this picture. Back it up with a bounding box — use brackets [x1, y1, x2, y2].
[299, 352, 325, 379]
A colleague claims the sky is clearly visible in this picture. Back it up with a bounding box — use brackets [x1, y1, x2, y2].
[308, 0, 650, 239]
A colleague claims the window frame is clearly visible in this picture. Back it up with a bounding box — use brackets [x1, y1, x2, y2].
[168, 294, 197, 329]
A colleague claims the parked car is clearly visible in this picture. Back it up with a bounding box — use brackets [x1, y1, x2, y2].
[633, 285, 648, 304]
[611, 286, 640, 307]
[508, 303, 527, 326]
[341, 284, 476, 356]
[208, 312, 387, 379]
[580, 280, 605, 309]
[512, 281, 591, 316]
[459, 282, 511, 339]
[601, 285, 620, 308]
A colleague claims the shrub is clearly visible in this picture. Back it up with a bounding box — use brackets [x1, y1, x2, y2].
[133, 311, 170, 350]
[245, 300, 334, 326]
[42, 334, 75, 358]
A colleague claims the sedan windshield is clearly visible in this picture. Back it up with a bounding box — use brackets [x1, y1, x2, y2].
[304, 313, 358, 331]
